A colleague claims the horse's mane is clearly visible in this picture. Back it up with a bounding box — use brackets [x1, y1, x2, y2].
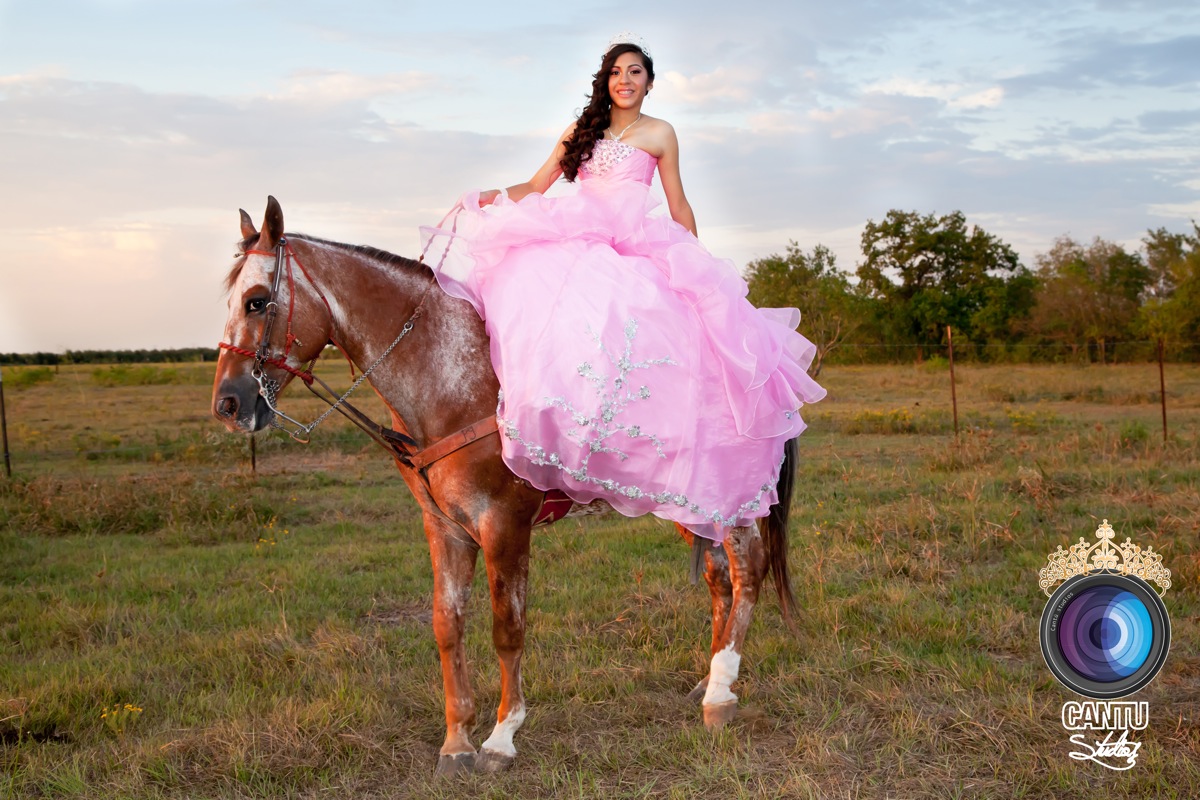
[224, 233, 428, 294]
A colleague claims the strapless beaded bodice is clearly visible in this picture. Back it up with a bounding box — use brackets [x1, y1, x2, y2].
[579, 138, 657, 185]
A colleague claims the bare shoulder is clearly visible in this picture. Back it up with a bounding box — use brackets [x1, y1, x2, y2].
[626, 115, 679, 158]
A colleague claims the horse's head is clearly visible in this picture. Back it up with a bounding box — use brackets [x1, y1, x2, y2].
[211, 197, 332, 434]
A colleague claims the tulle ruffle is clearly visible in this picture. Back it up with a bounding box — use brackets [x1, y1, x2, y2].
[418, 149, 825, 539]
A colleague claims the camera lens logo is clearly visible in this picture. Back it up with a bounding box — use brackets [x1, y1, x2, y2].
[1041, 574, 1169, 699]
[1038, 521, 1172, 700]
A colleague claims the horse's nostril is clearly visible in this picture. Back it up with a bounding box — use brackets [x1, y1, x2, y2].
[217, 396, 238, 418]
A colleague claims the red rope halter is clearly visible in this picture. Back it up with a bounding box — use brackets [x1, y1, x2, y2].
[218, 241, 338, 385]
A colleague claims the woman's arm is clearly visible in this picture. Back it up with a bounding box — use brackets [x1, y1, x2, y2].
[480, 122, 574, 206]
[654, 123, 698, 237]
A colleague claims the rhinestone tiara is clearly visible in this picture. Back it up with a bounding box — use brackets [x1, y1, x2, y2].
[606, 31, 651, 59]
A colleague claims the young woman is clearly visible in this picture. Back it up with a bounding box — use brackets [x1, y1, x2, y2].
[420, 35, 825, 543]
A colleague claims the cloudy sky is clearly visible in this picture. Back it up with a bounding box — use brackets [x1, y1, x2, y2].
[1, 0, 1197, 352]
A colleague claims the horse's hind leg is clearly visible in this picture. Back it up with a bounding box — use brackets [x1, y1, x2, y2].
[702, 524, 767, 730]
[426, 515, 482, 776]
[676, 524, 733, 702]
[476, 515, 533, 773]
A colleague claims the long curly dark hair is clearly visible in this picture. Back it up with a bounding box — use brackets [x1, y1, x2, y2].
[559, 43, 655, 182]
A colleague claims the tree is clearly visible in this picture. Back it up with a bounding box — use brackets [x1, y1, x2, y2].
[1027, 236, 1149, 363]
[744, 242, 864, 377]
[855, 210, 1025, 358]
[1137, 224, 1200, 354]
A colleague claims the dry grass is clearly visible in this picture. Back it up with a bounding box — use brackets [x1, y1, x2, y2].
[1, 363, 1199, 798]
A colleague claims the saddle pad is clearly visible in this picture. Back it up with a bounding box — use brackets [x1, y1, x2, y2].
[533, 490, 575, 527]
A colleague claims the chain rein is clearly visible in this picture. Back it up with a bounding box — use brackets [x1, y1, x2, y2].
[260, 307, 421, 442]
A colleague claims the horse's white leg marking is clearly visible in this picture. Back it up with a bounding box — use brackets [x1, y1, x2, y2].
[480, 703, 526, 758]
[702, 643, 742, 706]
[699, 526, 762, 724]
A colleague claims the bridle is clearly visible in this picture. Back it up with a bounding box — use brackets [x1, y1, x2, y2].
[219, 239, 315, 381]
[214, 213, 565, 522]
[219, 238, 432, 443]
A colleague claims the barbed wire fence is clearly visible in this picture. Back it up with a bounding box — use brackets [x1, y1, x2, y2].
[938, 329, 1174, 443]
[0, 343, 1195, 477]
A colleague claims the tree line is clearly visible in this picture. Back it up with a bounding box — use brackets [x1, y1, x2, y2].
[0, 348, 219, 366]
[745, 210, 1200, 375]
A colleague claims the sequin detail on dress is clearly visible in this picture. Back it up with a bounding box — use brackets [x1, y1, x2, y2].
[581, 139, 636, 178]
[500, 317, 673, 477]
[497, 317, 782, 525]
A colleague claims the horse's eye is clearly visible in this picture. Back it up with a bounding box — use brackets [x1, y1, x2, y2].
[245, 298, 267, 314]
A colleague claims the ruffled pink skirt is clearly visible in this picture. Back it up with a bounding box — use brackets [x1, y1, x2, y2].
[420, 175, 825, 541]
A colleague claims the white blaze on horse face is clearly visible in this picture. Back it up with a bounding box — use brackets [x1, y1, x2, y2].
[225, 253, 279, 347]
[702, 643, 741, 706]
[481, 703, 526, 759]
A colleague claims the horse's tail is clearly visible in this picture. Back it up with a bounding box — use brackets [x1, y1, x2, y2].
[760, 436, 798, 625]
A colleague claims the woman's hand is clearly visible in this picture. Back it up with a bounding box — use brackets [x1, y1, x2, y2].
[479, 189, 501, 207]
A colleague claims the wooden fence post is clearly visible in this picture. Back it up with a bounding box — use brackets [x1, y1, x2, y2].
[0, 365, 11, 478]
[947, 325, 959, 437]
[1158, 338, 1168, 443]
[250, 434, 257, 474]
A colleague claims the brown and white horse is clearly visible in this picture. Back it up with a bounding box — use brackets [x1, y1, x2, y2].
[211, 197, 799, 775]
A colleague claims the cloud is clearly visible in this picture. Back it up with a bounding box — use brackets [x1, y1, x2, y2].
[661, 67, 765, 108]
[862, 77, 1004, 110]
[0, 73, 544, 349]
[1138, 108, 1200, 130]
[1004, 34, 1200, 94]
[949, 87, 1004, 110]
[273, 69, 444, 104]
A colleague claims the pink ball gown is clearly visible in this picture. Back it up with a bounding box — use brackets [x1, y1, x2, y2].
[419, 138, 826, 541]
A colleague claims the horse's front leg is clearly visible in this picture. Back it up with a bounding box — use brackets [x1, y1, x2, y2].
[425, 512, 482, 776]
[702, 524, 767, 730]
[476, 511, 533, 773]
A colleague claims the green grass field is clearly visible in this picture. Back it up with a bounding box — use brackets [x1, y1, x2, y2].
[2, 362, 1198, 799]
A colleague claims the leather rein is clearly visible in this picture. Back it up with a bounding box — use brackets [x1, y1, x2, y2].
[218, 238, 498, 473]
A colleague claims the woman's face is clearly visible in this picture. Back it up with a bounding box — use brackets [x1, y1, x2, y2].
[608, 51, 652, 110]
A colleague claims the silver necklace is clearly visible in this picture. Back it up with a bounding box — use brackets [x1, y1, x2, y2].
[607, 114, 641, 142]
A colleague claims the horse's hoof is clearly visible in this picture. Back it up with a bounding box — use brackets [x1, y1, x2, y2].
[686, 676, 710, 703]
[703, 701, 738, 731]
[435, 752, 476, 777]
[476, 749, 515, 773]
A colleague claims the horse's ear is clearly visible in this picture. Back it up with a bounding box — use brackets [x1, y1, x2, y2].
[260, 195, 285, 249]
[239, 209, 258, 241]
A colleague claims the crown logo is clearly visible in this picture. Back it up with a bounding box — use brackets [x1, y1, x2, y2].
[1039, 519, 1171, 597]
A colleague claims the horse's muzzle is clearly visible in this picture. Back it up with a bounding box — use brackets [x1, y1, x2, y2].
[213, 378, 273, 433]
